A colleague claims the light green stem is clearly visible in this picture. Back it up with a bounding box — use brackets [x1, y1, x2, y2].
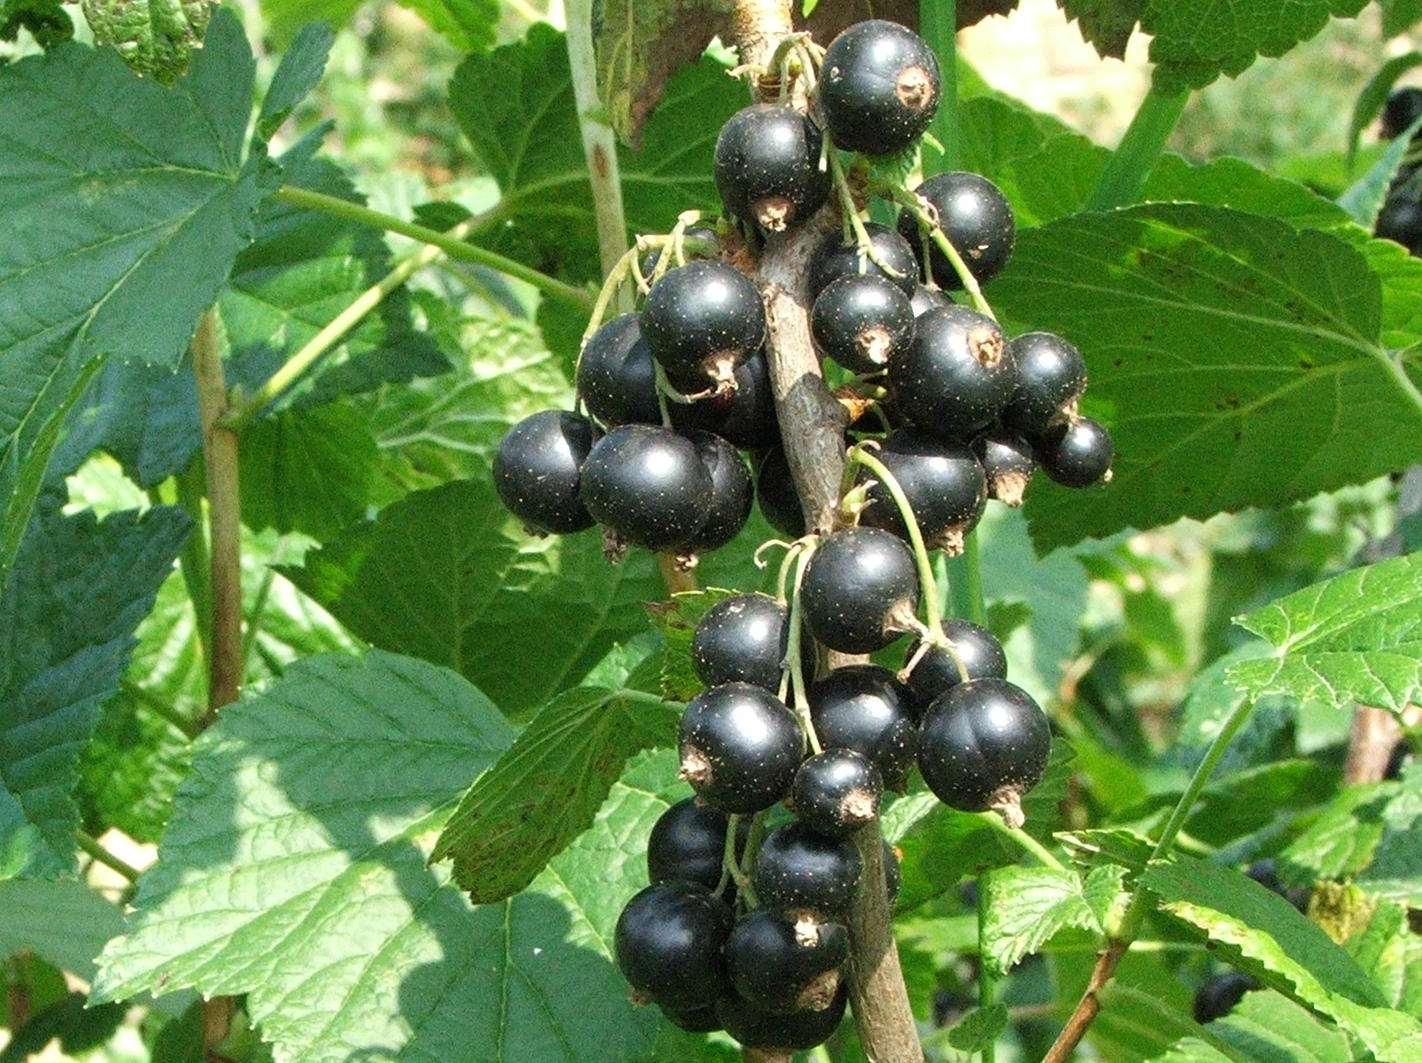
[75, 830, 141, 882]
[920, 0, 959, 173]
[945, 529, 985, 625]
[977, 868, 997, 1063]
[975, 811, 1067, 872]
[847, 446, 943, 638]
[1085, 84, 1189, 211]
[121, 679, 200, 740]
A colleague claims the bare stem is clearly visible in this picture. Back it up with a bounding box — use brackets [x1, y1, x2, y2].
[75, 830, 142, 882]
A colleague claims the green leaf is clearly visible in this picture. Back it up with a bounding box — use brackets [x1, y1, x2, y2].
[1281, 783, 1394, 882]
[1226, 552, 1422, 713]
[449, 24, 742, 284]
[946, 1002, 1010, 1053]
[1212, 990, 1355, 1062]
[256, 22, 335, 139]
[0, 0, 73, 45]
[94, 653, 672, 1063]
[1057, 0, 1140, 60]
[1382, 0, 1422, 39]
[1346, 897, 1422, 1013]
[0, 993, 127, 1062]
[261, 0, 496, 50]
[0, 880, 124, 979]
[1143, 855, 1422, 1061]
[281, 478, 667, 716]
[433, 686, 681, 903]
[0, 10, 272, 571]
[1142, 0, 1368, 94]
[1338, 119, 1422, 227]
[79, 0, 211, 83]
[986, 205, 1422, 551]
[980, 864, 1129, 976]
[590, 0, 734, 146]
[1140, 156, 1354, 233]
[0, 505, 190, 878]
[642, 588, 740, 702]
[1347, 52, 1422, 169]
[239, 403, 378, 541]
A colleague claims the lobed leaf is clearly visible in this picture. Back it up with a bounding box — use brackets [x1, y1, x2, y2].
[0, 880, 124, 980]
[980, 864, 1129, 975]
[80, 0, 211, 83]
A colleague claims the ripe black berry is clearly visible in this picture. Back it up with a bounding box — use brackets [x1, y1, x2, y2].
[1033, 415, 1114, 487]
[716, 983, 848, 1051]
[679, 682, 806, 813]
[725, 910, 848, 1014]
[811, 273, 916, 374]
[918, 677, 1051, 826]
[1192, 972, 1260, 1023]
[646, 797, 745, 890]
[909, 283, 953, 317]
[492, 410, 597, 535]
[659, 1003, 722, 1034]
[889, 304, 1015, 439]
[808, 222, 919, 299]
[819, 20, 941, 156]
[1382, 86, 1422, 140]
[856, 429, 987, 552]
[641, 261, 766, 394]
[640, 224, 719, 278]
[692, 592, 805, 692]
[800, 526, 920, 653]
[579, 424, 711, 551]
[756, 447, 806, 538]
[575, 313, 660, 427]
[791, 749, 882, 838]
[1002, 331, 1088, 436]
[899, 172, 1015, 289]
[682, 430, 753, 553]
[903, 618, 1008, 719]
[614, 880, 733, 1009]
[974, 432, 1035, 507]
[1375, 193, 1422, 253]
[808, 665, 917, 790]
[754, 821, 863, 922]
[669, 348, 780, 450]
[714, 104, 831, 232]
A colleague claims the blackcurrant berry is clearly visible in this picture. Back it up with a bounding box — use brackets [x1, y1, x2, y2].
[909, 283, 952, 317]
[808, 222, 919, 299]
[1244, 859, 1309, 912]
[754, 821, 863, 922]
[725, 910, 848, 1014]
[791, 749, 883, 839]
[679, 682, 806, 814]
[1192, 972, 1260, 1023]
[1375, 193, 1422, 253]
[811, 273, 916, 374]
[640, 224, 719, 278]
[1033, 415, 1114, 488]
[714, 104, 831, 232]
[682, 430, 753, 553]
[1382, 86, 1422, 140]
[808, 664, 917, 790]
[492, 410, 597, 535]
[692, 592, 807, 692]
[756, 446, 807, 539]
[898, 172, 1015, 289]
[659, 1003, 723, 1034]
[819, 20, 941, 156]
[917, 677, 1051, 826]
[888, 304, 1015, 438]
[856, 429, 987, 553]
[646, 797, 745, 890]
[974, 432, 1035, 507]
[579, 424, 711, 551]
[1386, 738, 1416, 779]
[800, 526, 920, 654]
[1002, 331, 1088, 437]
[614, 880, 733, 1010]
[669, 348, 780, 450]
[641, 261, 766, 394]
[575, 313, 660, 427]
[716, 982, 848, 1052]
[903, 618, 1008, 719]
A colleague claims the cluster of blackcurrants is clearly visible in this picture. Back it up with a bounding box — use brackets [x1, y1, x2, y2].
[1374, 86, 1422, 253]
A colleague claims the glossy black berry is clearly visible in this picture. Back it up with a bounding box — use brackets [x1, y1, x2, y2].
[641, 261, 766, 394]
[725, 910, 848, 1014]
[659, 1003, 723, 1034]
[800, 526, 920, 654]
[1386, 738, 1416, 779]
[819, 20, 941, 156]
[576, 313, 660, 427]
[580, 424, 711, 551]
[808, 223, 919, 299]
[716, 983, 848, 1052]
[791, 749, 882, 838]
[492, 410, 597, 535]
[808, 665, 917, 790]
[903, 618, 1008, 719]
[1033, 415, 1114, 488]
[909, 283, 953, 317]
[1244, 859, 1310, 913]
[918, 677, 1051, 826]
[640, 224, 719, 278]
[714, 104, 831, 233]
[692, 592, 806, 692]
[889, 304, 1015, 439]
[899, 172, 1015, 289]
[1382, 86, 1422, 140]
[682, 431, 753, 553]
[811, 273, 916, 374]
[754, 821, 863, 922]
[1375, 194, 1422, 253]
[679, 682, 806, 814]
[857, 429, 987, 552]
[646, 797, 746, 890]
[756, 446, 806, 538]
[1192, 972, 1260, 1023]
[669, 348, 779, 450]
[974, 432, 1035, 507]
[614, 880, 733, 1009]
[1002, 332, 1088, 436]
